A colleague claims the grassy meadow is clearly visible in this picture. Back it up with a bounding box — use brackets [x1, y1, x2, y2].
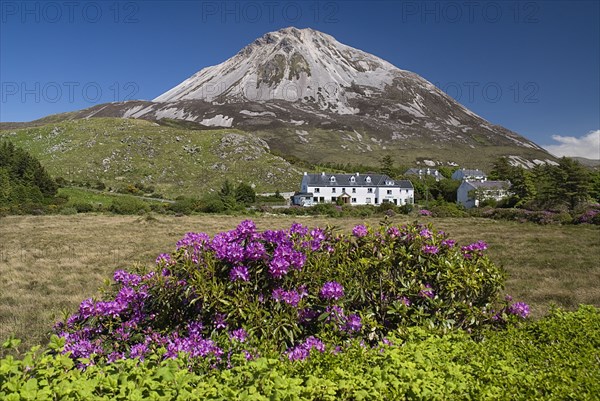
[1, 213, 598, 353]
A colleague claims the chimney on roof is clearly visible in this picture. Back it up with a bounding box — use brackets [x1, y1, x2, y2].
[303, 172, 307, 175]
[321, 172, 325, 176]
[356, 172, 359, 176]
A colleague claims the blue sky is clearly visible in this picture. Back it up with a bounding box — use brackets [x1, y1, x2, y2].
[1, 0, 599, 157]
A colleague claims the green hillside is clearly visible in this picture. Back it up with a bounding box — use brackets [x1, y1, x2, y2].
[0, 118, 302, 198]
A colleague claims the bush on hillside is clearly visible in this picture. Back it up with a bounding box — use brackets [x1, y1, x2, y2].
[109, 197, 150, 215]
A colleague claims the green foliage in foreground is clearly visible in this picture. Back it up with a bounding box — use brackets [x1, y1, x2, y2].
[2, 306, 598, 400]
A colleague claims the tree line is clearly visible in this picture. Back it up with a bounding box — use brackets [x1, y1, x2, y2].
[0, 141, 60, 212]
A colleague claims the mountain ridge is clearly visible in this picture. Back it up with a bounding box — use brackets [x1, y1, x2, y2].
[1, 27, 556, 172]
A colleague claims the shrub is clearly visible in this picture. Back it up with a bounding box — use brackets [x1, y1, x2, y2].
[59, 206, 77, 215]
[52, 221, 518, 369]
[168, 197, 199, 215]
[574, 204, 600, 225]
[199, 194, 227, 213]
[72, 202, 94, 213]
[472, 208, 573, 225]
[429, 203, 468, 218]
[109, 197, 150, 215]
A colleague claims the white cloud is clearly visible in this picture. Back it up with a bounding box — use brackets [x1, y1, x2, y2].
[543, 130, 600, 160]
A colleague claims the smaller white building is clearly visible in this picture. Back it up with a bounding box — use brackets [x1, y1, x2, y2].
[457, 180, 511, 208]
[452, 168, 487, 182]
[292, 172, 414, 206]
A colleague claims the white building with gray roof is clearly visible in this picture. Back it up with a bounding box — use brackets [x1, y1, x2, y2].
[457, 180, 511, 208]
[292, 172, 414, 207]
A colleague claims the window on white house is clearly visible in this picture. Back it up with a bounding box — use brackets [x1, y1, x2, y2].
[332, 188, 336, 193]
[330, 176, 336, 183]
[366, 176, 371, 183]
[351, 198, 357, 203]
[352, 188, 356, 193]
[367, 188, 373, 193]
[331, 197, 337, 202]
[387, 190, 392, 195]
[350, 176, 356, 183]
[313, 197, 318, 202]
[315, 188, 320, 193]
[366, 197, 371, 203]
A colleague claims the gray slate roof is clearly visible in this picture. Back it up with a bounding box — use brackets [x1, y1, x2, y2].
[454, 169, 486, 177]
[464, 180, 510, 189]
[304, 173, 413, 188]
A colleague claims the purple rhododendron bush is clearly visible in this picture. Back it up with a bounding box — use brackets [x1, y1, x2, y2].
[54, 220, 528, 369]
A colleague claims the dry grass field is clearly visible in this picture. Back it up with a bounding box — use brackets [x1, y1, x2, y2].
[1, 214, 599, 352]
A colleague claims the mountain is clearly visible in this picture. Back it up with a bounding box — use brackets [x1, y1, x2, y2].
[1, 27, 557, 193]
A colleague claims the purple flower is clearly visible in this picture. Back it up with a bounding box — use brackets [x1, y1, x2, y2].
[107, 352, 125, 363]
[398, 296, 411, 306]
[343, 314, 362, 332]
[235, 220, 257, 239]
[113, 270, 141, 286]
[508, 302, 530, 319]
[78, 298, 95, 319]
[320, 281, 344, 300]
[229, 265, 250, 282]
[176, 232, 210, 250]
[262, 229, 287, 244]
[387, 227, 400, 238]
[229, 328, 248, 343]
[286, 336, 325, 361]
[441, 239, 456, 248]
[272, 288, 303, 307]
[419, 284, 435, 299]
[419, 228, 432, 239]
[422, 245, 439, 254]
[187, 321, 204, 336]
[155, 253, 174, 266]
[282, 291, 301, 307]
[269, 256, 290, 278]
[352, 225, 368, 238]
[129, 343, 148, 360]
[214, 313, 228, 330]
[290, 223, 309, 236]
[419, 209, 432, 216]
[244, 241, 266, 261]
[461, 240, 488, 258]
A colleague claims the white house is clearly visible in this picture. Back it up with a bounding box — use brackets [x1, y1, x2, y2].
[457, 180, 511, 208]
[404, 168, 442, 181]
[452, 168, 487, 182]
[292, 172, 414, 206]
